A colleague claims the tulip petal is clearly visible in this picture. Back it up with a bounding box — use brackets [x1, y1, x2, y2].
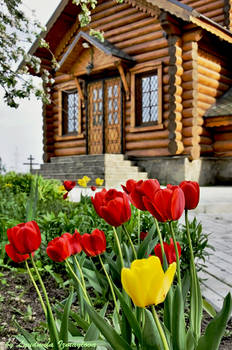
[156, 262, 176, 305]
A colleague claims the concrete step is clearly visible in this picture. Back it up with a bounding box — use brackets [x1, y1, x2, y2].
[40, 165, 105, 174]
[50, 154, 105, 163]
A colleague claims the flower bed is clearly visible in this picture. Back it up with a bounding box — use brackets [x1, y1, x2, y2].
[1, 175, 232, 349]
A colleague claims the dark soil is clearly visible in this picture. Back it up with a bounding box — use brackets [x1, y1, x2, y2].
[0, 269, 232, 349]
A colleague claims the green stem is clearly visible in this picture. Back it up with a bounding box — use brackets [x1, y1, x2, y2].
[99, 255, 119, 314]
[151, 305, 170, 350]
[30, 255, 60, 349]
[25, 260, 47, 317]
[65, 260, 91, 305]
[137, 209, 141, 245]
[185, 209, 202, 339]
[154, 219, 167, 269]
[112, 226, 124, 269]
[74, 255, 87, 294]
[122, 225, 137, 259]
[169, 221, 182, 290]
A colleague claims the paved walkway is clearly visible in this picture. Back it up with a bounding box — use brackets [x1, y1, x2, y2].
[70, 186, 232, 312]
[188, 187, 232, 312]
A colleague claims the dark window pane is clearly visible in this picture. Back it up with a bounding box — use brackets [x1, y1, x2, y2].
[137, 72, 159, 125]
[62, 89, 78, 134]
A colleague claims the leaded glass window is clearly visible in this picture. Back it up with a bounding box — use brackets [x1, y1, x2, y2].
[62, 89, 79, 134]
[136, 71, 159, 126]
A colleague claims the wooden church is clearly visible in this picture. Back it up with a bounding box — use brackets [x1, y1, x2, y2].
[30, 0, 232, 186]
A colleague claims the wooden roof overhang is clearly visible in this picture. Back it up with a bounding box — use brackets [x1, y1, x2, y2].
[23, 0, 232, 73]
[58, 30, 136, 75]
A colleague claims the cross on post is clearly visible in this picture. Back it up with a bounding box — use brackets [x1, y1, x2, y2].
[23, 155, 39, 173]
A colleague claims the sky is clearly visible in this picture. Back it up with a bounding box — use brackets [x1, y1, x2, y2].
[0, 0, 60, 173]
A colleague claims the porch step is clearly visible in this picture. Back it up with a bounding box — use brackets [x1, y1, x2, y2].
[33, 154, 148, 188]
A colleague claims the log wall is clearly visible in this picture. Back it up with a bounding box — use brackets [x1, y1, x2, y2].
[213, 125, 232, 156]
[46, 0, 172, 158]
[179, 0, 227, 27]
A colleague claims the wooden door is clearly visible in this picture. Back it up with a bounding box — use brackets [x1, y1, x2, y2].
[88, 81, 103, 154]
[88, 78, 121, 154]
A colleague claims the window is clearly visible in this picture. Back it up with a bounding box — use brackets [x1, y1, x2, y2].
[131, 63, 162, 131]
[62, 89, 79, 135]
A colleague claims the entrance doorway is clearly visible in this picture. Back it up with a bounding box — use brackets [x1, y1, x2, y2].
[88, 77, 122, 154]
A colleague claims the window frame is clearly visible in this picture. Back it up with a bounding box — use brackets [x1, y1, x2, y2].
[130, 63, 163, 132]
[57, 81, 83, 140]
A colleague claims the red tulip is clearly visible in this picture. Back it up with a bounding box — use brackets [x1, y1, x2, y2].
[179, 181, 200, 210]
[91, 188, 131, 227]
[63, 181, 76, 192]
[140, 231, 148, 240]
[154, 238, 181, 265]
[122, 179, 160, 211]
[5, 243, 30, 263]
[63, 230, 82, 255]
[81, 229, 106, 257]
[91, 186, 97, 191]
[7, 221, 41, 254]
[46, 236, 71, 262]
[143, 185, 185, 222]
[63, 192, 69, 200]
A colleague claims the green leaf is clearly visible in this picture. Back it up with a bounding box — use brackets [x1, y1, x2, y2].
[69, 309, 90, 331]
[114, 285, 142, 343]
[59, 287, 74, 343]
[84, 301, 133, 350]
[15, 320, 45, 350]
[172, 284, 186, 350]
[142, 309, 163, 350]
[84, 302, 108, 342]
[137, 223, 156, 259]
[186, 329, 197, 350]
[46, 305, 60, 350]
[189, 264, 202, 340]
[182, 270, 190, 304]
[164, 286, 173, 332]
[121, 311, 132, 345]
[202, 298, 217, 318]
[196, 292, 232, 350]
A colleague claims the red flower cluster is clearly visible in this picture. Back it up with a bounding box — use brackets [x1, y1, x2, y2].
[122, 179, 186, 222]
[5, 221, 41, 263]
[91, 189, 131, 227]
[154, 238, 181, 265]
[63, 181, 76, 200]
[179, 181, 200, 210]
[46, 229, 106, 262]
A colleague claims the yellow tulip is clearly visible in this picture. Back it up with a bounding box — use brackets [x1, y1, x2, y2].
[83, 176, 91, 184]
[95, 177, 104, 186]
[121, 256, 176, 308]
[78, 179, 87, 187]
[58, 185, 66, 192]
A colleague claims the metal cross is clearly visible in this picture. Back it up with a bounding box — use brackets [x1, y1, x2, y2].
[23, 155, 39, 173]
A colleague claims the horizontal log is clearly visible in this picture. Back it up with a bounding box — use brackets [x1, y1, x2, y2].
[126, 129, 169, 142]
[109, 22, 161, 44]
[91, 0, 118, 14]
[54, 140, 85, 149]
[104, 17, 156, 38]
[214, 132, 232, 141]
[214, 140, 232, 152]
[200, 144, 214, 154]
[197, 0, 224, 13]
[126, 148, 170, 157]
[134, 48, 169, 63]
[214, 151, 232, 157]
[197, 92, 216, 105]
[183, 126, 204, 137]
[214, 125, 232, 132]
[182, 107, 205, 118]
[212, 14, 224, 24]
[182, 50, 198, 62]
[55, 74, 72, 84]
[198, 52, 229, 73]
[198, 73, 229, 91]
[54, 147, 86, 156]
[182, 117, 204, 127]
[124, 38, 168, 55]
[94, 12, 147, 32]
[203, 7, 223, 19]
[91, 2, 130, 22]
[126, 139, 169, 150]
[198, 64, 232, 85]
[92, 7, 138, 28]
[116, 31, 163, 50]
[184, 136, 213, 146]
[182, 29, 203, 43]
